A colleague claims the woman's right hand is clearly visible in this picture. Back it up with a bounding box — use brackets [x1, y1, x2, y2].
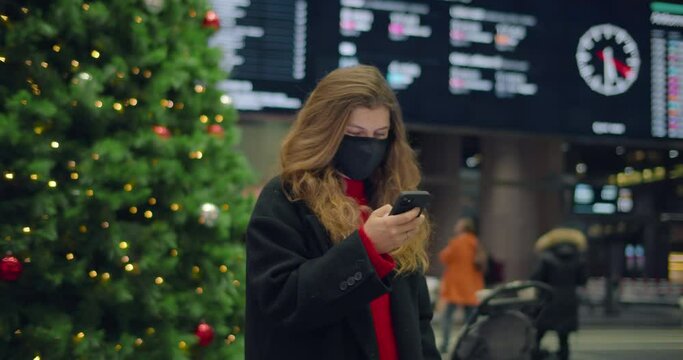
[363, 205, 424, 254]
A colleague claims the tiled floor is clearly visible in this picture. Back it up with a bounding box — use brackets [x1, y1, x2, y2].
[433, 305, 683, 359]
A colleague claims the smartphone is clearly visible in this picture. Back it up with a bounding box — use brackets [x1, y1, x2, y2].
[389, 190, 431, 216]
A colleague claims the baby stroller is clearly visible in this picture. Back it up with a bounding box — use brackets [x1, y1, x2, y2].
[451, 280, 554, 360]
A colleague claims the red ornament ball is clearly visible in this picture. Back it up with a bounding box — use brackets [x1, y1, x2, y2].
[202, 10, 220, 29]
[195, 322, 214, 347]
[207, 124, 224, 137]
[152, 125, 171, 139]
[0, 255, 23, 281]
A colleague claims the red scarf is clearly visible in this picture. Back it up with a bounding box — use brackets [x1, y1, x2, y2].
[344, 178, 398, 360]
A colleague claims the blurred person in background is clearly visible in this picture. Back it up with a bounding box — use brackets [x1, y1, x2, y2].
[437, 217, 485, 354]
[531, 228, 588, 360]
[245, 65, 439, 360]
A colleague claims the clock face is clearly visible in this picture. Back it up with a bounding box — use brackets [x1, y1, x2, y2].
[576, 24, 641, 96]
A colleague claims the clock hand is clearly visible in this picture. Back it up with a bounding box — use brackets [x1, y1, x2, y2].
[597, 49, 633, 78]
[602, 46, 617, 87]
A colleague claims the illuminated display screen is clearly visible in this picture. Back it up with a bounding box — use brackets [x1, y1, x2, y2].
[573, 183, 633, 215]
[210, 0, 683, 141]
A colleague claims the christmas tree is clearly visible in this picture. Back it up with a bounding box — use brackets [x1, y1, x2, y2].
[0, 1, 253, 358]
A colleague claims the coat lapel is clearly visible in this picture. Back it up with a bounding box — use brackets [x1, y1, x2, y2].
[390, 275, 421, 360]
[346, 305, 379, 360]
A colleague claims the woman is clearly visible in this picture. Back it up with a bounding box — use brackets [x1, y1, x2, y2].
[245, 65, 439, 359]
[531, 228, 588, 360]
[437, 217, 485, 354]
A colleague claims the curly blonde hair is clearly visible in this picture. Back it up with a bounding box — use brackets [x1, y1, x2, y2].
[279, 65, 430, 274]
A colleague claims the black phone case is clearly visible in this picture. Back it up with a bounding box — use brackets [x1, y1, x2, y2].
[390, 191, 431, 216]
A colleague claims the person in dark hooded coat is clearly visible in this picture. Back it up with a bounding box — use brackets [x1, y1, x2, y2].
[531, 228, 588, 360]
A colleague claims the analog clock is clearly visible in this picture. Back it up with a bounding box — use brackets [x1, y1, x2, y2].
[576, 24, 640, 96]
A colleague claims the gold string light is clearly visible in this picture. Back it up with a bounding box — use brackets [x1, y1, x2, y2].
[4, 172, 14, 180]
[52, 45, 61, 53]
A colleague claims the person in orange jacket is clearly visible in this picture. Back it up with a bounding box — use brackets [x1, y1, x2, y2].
[437, 217, 485, 353]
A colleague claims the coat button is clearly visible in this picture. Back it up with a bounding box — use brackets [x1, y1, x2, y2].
[353, 272, 362, 281]
[347, 277, 356, 286]
[339, 281, 348, 291]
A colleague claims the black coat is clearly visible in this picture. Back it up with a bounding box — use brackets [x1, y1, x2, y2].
[245, 177, 439, 360]
[531, 244, 588, 332]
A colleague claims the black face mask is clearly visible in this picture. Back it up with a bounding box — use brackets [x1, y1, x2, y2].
[334, 135, 389, 180]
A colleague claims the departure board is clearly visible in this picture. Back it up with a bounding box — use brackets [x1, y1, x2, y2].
[651, 2, 683, 138]
[210, 0, 683, 141]
[209, 0, 307, 110]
